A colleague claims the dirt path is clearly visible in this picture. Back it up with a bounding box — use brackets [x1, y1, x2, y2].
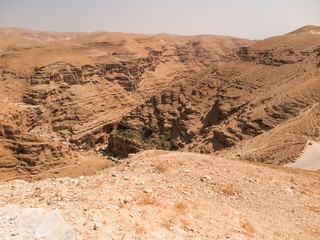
[286, 141, 320, 170]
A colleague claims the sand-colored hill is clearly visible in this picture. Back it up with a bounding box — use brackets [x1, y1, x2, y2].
[0, 25, 320, 176]
[112, 25, 320, 165]
[1, 25, 320, 240]
[0, 27, 251, 179]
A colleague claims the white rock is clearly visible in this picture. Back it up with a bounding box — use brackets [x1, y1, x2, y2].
[70, 179, 79, 185]
[93, 221, 103, 230]
[143, 188, 153, 193]
[150, 232, 166, 239]
[285, 188, 293, 193]
[204, 175, 212, 180]
[185, 225, 193, 231]
[14, 180, 27, 184]
[176, 227, 186, 234]
[200, 175, 212, 182]
[0, 205, 77, 240]
[76, 217, 87, 225]
[172, 236, 184, 240]
[124, 195, 133, 204]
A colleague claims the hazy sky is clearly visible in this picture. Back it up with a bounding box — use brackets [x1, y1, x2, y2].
[1, 0, 319, 39]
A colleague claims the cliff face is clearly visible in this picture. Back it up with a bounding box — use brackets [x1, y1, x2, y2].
[0, 28, 251, 178]
[115, 26, 320, 164]
[2, 26, 319, 178]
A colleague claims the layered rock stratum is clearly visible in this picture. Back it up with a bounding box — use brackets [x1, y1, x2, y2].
[115, 25, 320, 165]
[1, 25, 320, 240]
[0, 27, 251, 179]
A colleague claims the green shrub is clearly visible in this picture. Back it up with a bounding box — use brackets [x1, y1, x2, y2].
[115, 122, 135, 139]
[143, 125, 156, 138]
[154, 133, 179, 151]
[117, 121, 130, 130]
[170, 141, 179, 151]
[164, 133, 172, 141]
[116, 130, 134, 139]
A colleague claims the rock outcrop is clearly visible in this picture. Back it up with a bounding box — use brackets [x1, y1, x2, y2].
[116, 26, 320, 165]
[0, 27, 251, 177]
[0, 151, 319, 239]
[0, 205, 77, 240]
[2, 26, 320, 177]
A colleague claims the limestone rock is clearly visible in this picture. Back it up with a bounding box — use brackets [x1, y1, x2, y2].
[0, 205, 77, 240]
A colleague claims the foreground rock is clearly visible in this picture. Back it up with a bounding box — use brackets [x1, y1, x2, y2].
[0, 150, 319, 239]
[0, 205, 77, 240]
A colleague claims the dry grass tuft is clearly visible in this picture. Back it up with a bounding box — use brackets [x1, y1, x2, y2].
[89, 180, 104, 189]
[134, 222, 147, 235]
[161, 220, 171, 229]
[219, 184, 241, 196]
[174, 201, 188, 213]
[290, 177, 296, 184]
[136, 194, 160, 206]
[180, 218, 190, 226]
[180, 218, 192, 231]
[241, 219, 255, 236]
[117, 201, 125, 208]
[306, 204, 320, 213]
[161, 217, 177, 229]
[222, 185, 235, 196]
[155, 162, 168, 172]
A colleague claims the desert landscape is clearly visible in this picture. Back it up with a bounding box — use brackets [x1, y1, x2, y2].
[0, 25, 320, 239]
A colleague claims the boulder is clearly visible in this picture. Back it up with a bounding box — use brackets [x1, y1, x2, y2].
[0, 205, 77, 240]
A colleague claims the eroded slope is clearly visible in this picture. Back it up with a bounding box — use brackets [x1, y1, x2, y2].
[114, 25, 320, 165]
[0, 28, 251, 178]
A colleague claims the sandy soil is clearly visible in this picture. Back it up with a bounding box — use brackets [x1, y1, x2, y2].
[1, 150, 319, 239]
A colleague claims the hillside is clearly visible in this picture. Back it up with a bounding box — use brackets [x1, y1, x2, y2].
[0, 27, 251, 179]
[1, 26, 320, 240]
[112, 25, 320, 166]
[1, 151, 319, 239]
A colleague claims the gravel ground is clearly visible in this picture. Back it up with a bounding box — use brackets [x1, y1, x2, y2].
[1, 150, 320, 240]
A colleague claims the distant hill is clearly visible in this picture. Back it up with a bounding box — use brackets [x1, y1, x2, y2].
[114, 25, 320, 165]
[0, 27, 251, 179]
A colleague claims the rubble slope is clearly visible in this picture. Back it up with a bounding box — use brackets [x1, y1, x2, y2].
[1, 150, 319, 239]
